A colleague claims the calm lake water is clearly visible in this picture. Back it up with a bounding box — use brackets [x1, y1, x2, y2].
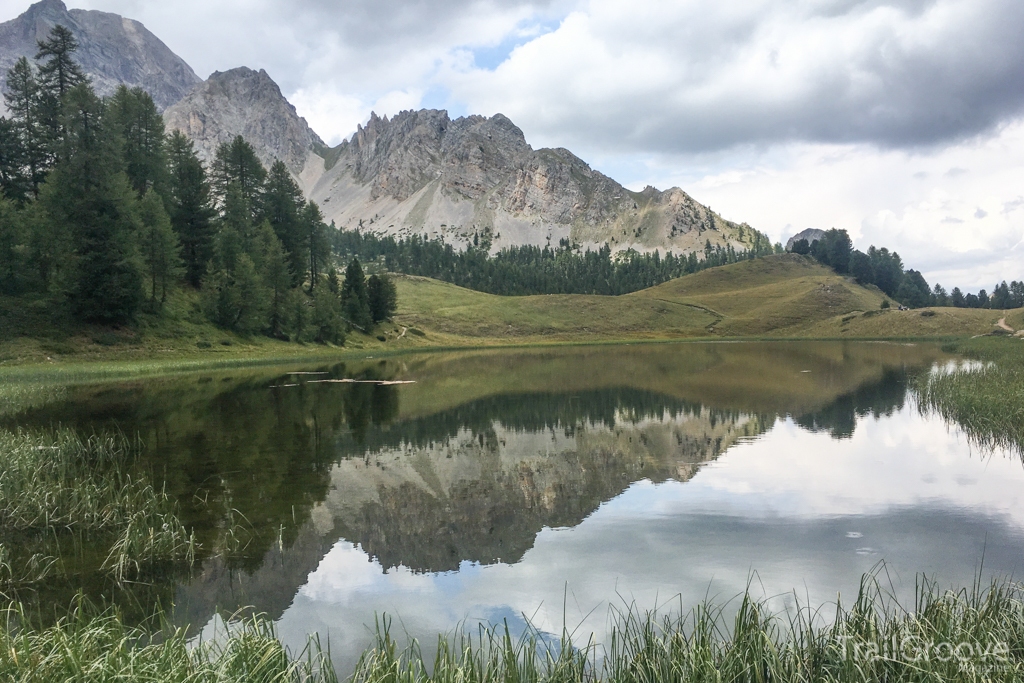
[5, 341, 1024, 672]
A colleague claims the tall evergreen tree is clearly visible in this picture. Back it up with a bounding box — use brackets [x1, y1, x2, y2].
[301, 201, 329, 290]
[211, 136, 265, 209]
[367, 273, 397, 323]
[36, 26, 86, 98]
[261, 160, 305, 281]
[109, 86, 166, 198]
[3, 57, 49, 196]
[41, 84, 141, 323]
[166, 131, 214, 287]
[137, 190, 182, 307]
[312, 285, 344, 344]
[341, 257, 371, 330]
[258, 226, 293, 339]
[35, 25, 87, 161]
[218, 182, 254, 261]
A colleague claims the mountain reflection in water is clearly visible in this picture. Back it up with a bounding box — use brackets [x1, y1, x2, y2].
[9, 340, 1019, 672]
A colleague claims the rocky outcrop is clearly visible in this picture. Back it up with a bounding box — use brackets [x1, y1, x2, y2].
[786, 228, 827, 251]
[0, 0, 200, 112]
[309, 108, 768, 253]
[163, 67, 326, 182]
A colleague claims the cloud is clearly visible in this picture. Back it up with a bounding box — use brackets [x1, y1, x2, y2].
[638, 119, 1024, 289]
[448, 0, 1024, 153]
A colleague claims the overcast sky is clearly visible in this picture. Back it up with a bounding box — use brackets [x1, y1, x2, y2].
[3, 0, 1022, 289]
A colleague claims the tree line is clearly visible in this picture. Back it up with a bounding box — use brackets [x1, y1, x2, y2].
[333, 229, 781, 297]
[791, 231, 1023, 309]
[0, 26, 396, 342]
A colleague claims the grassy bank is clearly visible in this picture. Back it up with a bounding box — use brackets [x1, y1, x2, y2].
[0, 429, 195, 595]
[3, 256, 1011, 371]
[3, 575, 1024, 681]
[916, 336, 1024, 453]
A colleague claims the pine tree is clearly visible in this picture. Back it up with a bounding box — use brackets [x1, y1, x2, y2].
[231, 254, 268, 333]
[341, 257, 371, 330]
[3, 57, 48, 196]
[253, 220, 292, 338]
[367, 272, 397, 323]
[36, 26, 86, 98]
[218, 183, 254, 264]
[261, 160, 304, 282]
[166, 131, 214, 287]
[109, 86, 166, 198]
[42, 84, 142, 323]
[312, 285, 344, 344]
[211, 136, 265, 209]
[35, 25, 87, 161]
[301, 201, 329, 290]
[203, 253, 267, 333]
[137, 190, 182, 307]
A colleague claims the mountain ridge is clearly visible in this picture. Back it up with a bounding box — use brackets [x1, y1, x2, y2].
[305, 106, 767, 253]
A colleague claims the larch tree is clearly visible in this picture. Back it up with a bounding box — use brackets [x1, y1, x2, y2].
[3, 57, 48, 196]
[137, 189, 182, 307]
[42, 84, 141, 323]
[109, 86, 167, 198]
[261, 160, 305, 283]
[166, 131, 215, 287]
[341, 257, 371, 330]
[211, 136, 265, 210]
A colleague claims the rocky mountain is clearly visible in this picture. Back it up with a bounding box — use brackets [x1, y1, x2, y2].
[0, 1, 765, 254]
[163, 66, 766, 253]
[0, 0, 200, 112]
[163, 67, 327, 186]
[307, 109, 767, 253]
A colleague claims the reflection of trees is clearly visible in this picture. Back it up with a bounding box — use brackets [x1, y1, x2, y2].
[4, 367, 401, 580]
[793, 368, 912, 438]
[332, 388, 757, 456]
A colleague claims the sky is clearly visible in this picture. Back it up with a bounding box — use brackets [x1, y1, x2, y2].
[2, 0, 1022, 289]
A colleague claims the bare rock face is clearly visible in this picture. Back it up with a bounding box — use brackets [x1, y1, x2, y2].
[0, 0, 200, 112]
[786, 228, 827, 251]
[163, 67, 325, 181]
[311, 108, 769, 254]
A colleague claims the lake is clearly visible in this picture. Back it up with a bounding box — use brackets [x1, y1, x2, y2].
[4, 341, 1022, 673]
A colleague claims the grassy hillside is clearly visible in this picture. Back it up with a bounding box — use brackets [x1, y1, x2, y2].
[393, 277, 716, 341]
[393, 254, 1003, 342]
[1, 254, 1012, 368]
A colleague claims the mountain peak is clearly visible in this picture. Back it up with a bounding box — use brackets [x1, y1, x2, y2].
[0, 0, 200, 111]
[164, 66, 324, 180]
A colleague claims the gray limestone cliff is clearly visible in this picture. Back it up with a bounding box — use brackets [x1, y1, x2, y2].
[0, 0, 200, 112]
[163, 66, 326, 184]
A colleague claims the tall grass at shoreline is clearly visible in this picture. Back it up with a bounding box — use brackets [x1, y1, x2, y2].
[0, 603, 338, 683]
[916, 337, 1024, 454]
[352, 575, 1024, 682]
[0, 429, 196, 592]
[2, 575, 1023, 681]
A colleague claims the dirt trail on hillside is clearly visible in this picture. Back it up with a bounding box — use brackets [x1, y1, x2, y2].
[997, 317, 1014, 332]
